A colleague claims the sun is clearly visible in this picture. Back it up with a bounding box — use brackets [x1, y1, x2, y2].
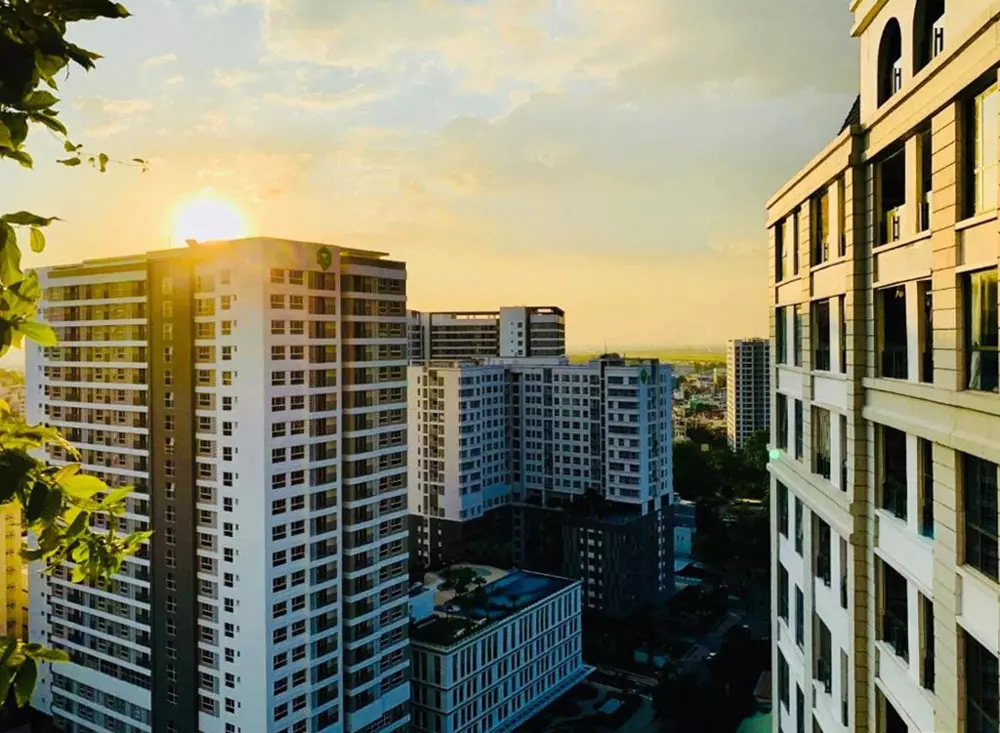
[172, 190, 247, 245]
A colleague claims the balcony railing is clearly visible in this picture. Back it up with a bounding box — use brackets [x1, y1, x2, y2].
[881, 345, 908, 380]
[883, 206, 903, 244]
[815, 452, 831, 480]
[815, 659, 832, 694]
[814, 345, 831, 372]
[882, 476, 907, 521]
[816, 554, 832, 586]
[883, 611, 909, 662]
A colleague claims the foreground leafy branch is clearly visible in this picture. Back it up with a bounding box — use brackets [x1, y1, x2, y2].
[0, 0, 147, 705]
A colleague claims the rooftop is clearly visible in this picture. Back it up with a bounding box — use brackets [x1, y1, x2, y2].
[411, 566, 576, 649]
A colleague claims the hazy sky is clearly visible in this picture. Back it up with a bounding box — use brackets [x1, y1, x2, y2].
[1, 0, 858, 351]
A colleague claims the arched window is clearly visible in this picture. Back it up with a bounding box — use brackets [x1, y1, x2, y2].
[877, 19, 904, 106]
[914, 0, 946, 72]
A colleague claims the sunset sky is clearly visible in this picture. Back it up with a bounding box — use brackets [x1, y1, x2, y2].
[1, 0, 858, 352]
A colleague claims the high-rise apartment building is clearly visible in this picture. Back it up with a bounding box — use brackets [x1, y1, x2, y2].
[408, 355, 673, 617]
[407, 306, 565, 361]
[26, 238, 410, 733]
[0, 504, 27, 641]
[726, 338, 771, 450]
[768, 4, 999, 732]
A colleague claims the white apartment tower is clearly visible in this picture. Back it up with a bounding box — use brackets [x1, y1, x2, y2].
[408, 355, 673, 618]
[26, 238, 410, 733]
[769, 3, 1000, 733]
[726, 337, 771, 450]
[407, 306, 566, 361]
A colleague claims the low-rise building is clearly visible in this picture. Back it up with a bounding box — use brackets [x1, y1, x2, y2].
[409, 567, 588, 733]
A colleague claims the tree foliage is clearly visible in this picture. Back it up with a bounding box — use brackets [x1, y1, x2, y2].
[0, 0, 147, 705]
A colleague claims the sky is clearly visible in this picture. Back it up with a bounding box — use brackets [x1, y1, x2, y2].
[1, 0, 859, 353]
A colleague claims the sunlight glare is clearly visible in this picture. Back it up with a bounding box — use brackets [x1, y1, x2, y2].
[172, 190, 247, 245]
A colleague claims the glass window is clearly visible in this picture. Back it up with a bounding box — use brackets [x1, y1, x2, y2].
[968, 85, 998, 217]
[965, 269, 998, 392]
[964, 452, 998, 580]
[793, 305, 803, 367]
[966, 630, 999, 733]
[813, 189, 830, 266]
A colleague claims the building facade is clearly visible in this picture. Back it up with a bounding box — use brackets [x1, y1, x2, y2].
[408, 355, 674, 617]
[726, 338, 771, 450]
[26, 238, 410, 733]
[409, 570, 587, 733]
[407, 306, 565, 361]
[768, 3, 1000, 732]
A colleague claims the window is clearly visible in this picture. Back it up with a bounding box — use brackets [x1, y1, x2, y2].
[222, 346, 234, 361]
[878, 148, 906, 244]
[794, 400, 804, 461]
[812, 299, 831, 371]
[921, 593, 935, 692]
[775, 220, 786, 283]
[270, 268, 284, 284]
[794, 585, 804, 647]
[221, 320, 233, 336]
[965, 84, 998, 217]
[880, 559, 909, 662]
[919, 281, 933, 383]
[812, 188, 830, 266]
[791, 209, 800, 275]
[839, 294, 847, 374]
[777, 482, 789, 537]
[878, 285, 908, 379]
[162, 323, 174, 341]
[919, 438, 934, 539]
[812, 407, 831, 480]
[877, 19, 903, 106]
[964, 452, 998, 580]
[794, 497, 803, 555]
[776, 393, 788, 450]
[793, 305, 803, 367]
[290, 320, 304, 336]
[778, 652, 790, 709]
[914, 0, 946, 72]
[271, 346, 286, 361]
[221, 295, 233, 310]
[879, 425, 907, 521]
[289, 270, 303, 285]
[814, 518, 831, 586]
[918, 128, 932, 232]
[965, 269, 999, 392]
[840, 414, 848, 493]
[778, 564, 789, 621]
[775, 307, 787, 365]
[271, 320, 285, 335]
[290, 295, 304, 310]
[270, 294, 285, 309]
[966, 630, 999, 733]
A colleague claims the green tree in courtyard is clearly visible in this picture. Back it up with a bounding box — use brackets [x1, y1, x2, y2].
[0, 0, 148, 706]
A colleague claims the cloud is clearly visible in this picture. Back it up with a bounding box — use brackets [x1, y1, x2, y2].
[143, 53, 178, 68]
[212, 68, 258, 89]
[254, 0, 856, 95]
[194, 109, 227, 134]
[163, 75, 185, 86]
[263, 84, 391, 111]
[73, 97, 153, 138]
[196, 153, 316, 199]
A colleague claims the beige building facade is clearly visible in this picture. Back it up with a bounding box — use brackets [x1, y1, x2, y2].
[768, 2, 1000, 732]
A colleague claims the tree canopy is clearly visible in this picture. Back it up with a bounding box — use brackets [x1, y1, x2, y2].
[0, 0, 146, 706]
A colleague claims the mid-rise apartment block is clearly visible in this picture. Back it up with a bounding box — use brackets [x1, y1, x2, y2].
[26, 238, 410, 733]
[409, 569, 588, 733]
[726, 338, 771, 450]
[768, 3, 999, 732]
[407, 306, 565, 361]
[409, 355, 674, 617]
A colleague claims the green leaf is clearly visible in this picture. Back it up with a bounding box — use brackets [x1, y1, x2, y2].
[65, 43, 103, 70]
[53, 464, 80, 484]
[13, 657, 36, 707]
[29, 228, 45, 254]
[16, 321, 56, 347]
[102, 485, 132, 507]
[16, 92, 59, 113]
[0, 123, 11, 151]
[0, 151, 33, 169]
[60, 474, 108, 500]
[35, 53, 68, 87]
[97, 153, 109, 173]
[1, 212, 58, 227]
[0, 667, 11, 706]
[63, 141, 79, 153]
[2, 115, 28, 150]
[24, 484, 51, 523]
[29, 114, 67, 136]
[0, 224, 23, 287]
[57, 157, 81, 167]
